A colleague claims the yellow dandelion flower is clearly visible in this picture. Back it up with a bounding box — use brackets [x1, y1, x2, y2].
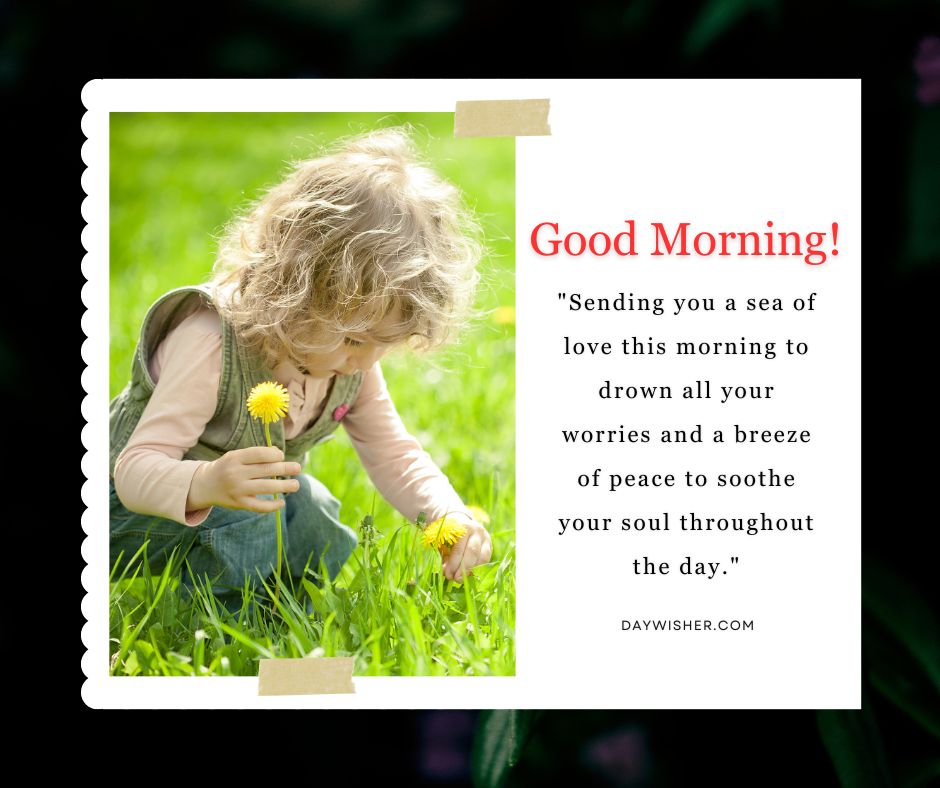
[492, 305, 515, 325]
[465, 504, 491, 525]
[246, 381, 290, 425]
[422, 515, 468, 551]
[245, 380, 291, 600]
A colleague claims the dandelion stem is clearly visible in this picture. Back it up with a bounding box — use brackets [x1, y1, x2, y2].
[264, 421, 284, 601]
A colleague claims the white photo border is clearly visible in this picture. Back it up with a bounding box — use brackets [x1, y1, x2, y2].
[81, 78, 534, 709]
[82, 78, 861, 710]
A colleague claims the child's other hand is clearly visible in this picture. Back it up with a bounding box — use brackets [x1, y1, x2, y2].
[443, 517, 493, 582]
[187, 446, 302, 513]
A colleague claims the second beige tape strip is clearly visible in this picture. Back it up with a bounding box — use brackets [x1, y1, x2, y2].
[454, 99, 551, 137]
[258, 657, 355, 696]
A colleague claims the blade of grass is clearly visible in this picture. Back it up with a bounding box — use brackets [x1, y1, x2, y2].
[110, 548, 179, 675]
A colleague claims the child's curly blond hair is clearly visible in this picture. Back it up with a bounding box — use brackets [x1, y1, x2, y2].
[209, 126, 483, 369]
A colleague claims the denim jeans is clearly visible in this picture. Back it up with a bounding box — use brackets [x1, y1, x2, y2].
[109, 473, 358, 603]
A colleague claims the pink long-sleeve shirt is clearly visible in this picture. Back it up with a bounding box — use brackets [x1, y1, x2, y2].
[112, 304, 470, 528]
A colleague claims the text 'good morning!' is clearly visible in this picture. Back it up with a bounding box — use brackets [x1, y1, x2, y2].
[530, 220, 840, 265]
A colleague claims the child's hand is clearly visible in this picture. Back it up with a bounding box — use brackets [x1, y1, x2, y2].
[186, 446, 302, 513]
[443, 517, 493, 583]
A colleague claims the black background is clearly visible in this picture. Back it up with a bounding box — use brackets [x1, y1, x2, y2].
[12, 0, 931, 780]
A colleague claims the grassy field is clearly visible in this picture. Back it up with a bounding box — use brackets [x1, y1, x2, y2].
[108, 113, 515, 676]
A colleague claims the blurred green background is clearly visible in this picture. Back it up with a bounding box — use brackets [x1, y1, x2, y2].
[110, 112, 515, 532]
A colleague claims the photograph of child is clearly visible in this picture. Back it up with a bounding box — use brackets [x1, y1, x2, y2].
[108, 113, 515, 677]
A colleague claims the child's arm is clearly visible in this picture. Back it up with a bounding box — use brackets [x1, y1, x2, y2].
[112, 308, 224, 524]
[342, 361, 493, 581]
[113, 308, 301, 525]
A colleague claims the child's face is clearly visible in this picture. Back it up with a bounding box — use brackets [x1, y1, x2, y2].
[298, 307, 403, 377]
[298, 337, 392, 377]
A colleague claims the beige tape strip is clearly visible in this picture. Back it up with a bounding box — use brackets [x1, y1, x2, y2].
[257, 657, 355, 696]
[455, 99, 551, 137]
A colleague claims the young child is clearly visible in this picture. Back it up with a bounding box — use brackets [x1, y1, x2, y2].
[109, 127, 493, 603]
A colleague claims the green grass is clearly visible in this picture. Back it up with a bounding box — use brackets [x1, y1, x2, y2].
[108, 112, 515, 676]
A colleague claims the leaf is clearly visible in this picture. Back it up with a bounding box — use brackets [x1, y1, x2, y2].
[683, 0, 779, 58]
[862, 557, 940, 740]
[123, 651, 140, 676]
[472, 710, 540, 788]
[817, 691, 892, 788]
[217, 621, 275, 660]
[905, 108, 940, 267]
[898, 757, 940, 788]
[864, 557, 940, 692]
[302, 579, 325, 616]
[866, 617, 940, 740]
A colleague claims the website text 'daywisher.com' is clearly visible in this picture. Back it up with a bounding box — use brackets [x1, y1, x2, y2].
[622, 619, 756, 632]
